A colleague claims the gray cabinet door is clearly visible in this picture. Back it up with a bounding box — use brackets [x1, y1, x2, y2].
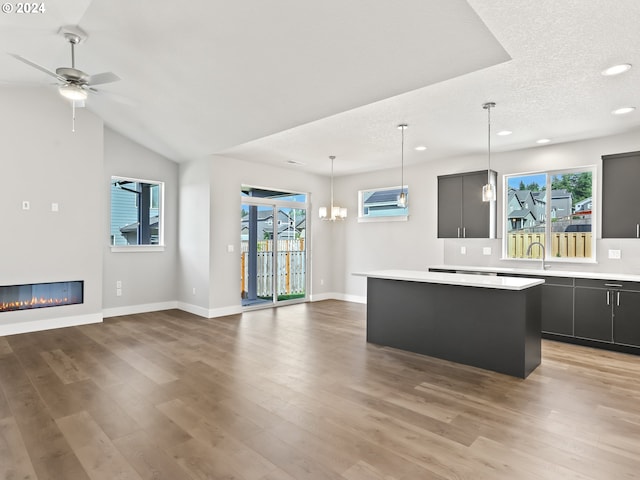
[461, 171, 491, 238]
[541, 284, 574, 335]
[438, 170, 495, 238]
[437, 175, 463, 238]
[574, 287, 613, 342]
[614, 290, 640, 347]
[602, 151, 640, 238]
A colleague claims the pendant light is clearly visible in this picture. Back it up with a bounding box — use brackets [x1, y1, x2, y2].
[397, 124, 408, 207]
[319, 155, 347, 221]
[482, 102, 496, 202]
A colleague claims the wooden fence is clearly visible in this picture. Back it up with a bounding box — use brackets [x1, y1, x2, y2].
[241, 240, 306, 298]
[507, 232, 592, 258]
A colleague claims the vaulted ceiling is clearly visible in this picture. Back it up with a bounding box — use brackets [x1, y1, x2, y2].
[2, 0, 639, 175]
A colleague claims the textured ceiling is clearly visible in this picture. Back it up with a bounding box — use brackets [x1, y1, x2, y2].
[1, 0, 639, 176]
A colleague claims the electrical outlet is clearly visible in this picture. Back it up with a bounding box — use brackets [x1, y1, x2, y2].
[227, 244, 234, 253]
[51, 203, 59, 212]
[320, 279, 324, 286]
[192, 287, 197, 295]
[460, 246, 467, 255]
[116, 288, 122, 297]
[483, 247, 492, 256]
[608, 249, 621, 259]
[116, 280, 122, 289]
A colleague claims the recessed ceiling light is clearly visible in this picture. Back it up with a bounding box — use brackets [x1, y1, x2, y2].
[612, 107, 636, 115]
[497, 130, 512, 136]
[536, 138, 551, 144]
[601, 63, 632, 76]
[415, 145, 427, 151]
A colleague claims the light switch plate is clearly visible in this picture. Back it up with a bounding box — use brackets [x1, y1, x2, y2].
[483, 247, 492, 255]
[22, 200, 30, 210]
[608, 249, 621, 259]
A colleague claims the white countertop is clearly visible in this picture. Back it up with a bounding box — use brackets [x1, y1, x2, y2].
[353, 269, 544, 290]
[429, 265, 640, 282]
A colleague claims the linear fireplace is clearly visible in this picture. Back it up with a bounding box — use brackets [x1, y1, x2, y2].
[0, 281, 84, 313]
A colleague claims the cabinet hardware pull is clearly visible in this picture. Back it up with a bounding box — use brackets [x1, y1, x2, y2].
[637, 224, 639, 238]
[605, 283, 623, 288]
[617, 291, 620, 306]
[606, 290, 610, 305]
[457, 227, 461, 238]
[463, 227, 466, 238]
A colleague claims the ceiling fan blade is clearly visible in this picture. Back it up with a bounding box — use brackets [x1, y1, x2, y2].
[88, 72, 120, 86]
[9, 53, 65, 82]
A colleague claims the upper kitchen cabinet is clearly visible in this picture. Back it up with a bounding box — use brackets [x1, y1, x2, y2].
[602, 151, 640, 238]
[438, 170, 497, 238]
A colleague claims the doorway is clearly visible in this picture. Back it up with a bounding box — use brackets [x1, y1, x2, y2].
[241, 187, 308, 308]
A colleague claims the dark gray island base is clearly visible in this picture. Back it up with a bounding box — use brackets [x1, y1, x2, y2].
[366, 275, 542, 378]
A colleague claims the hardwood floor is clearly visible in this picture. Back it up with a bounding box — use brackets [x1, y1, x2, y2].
[1, 300, 639, 479]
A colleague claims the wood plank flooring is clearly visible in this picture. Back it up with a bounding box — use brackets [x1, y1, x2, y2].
[0, 300, 639, 479]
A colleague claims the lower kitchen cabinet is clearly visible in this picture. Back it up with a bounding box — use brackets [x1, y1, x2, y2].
[541, 282, 574, 336]
[574, 286, 613, 342]
[574, 279, 640, 347]
[614, 290, 640, 346]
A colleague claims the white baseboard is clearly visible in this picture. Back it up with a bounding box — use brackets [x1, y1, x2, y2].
[310, 293, 367, 304]
[177, 302, 243, 319]
[0, 313, 103, 336]
[102, 301, 179, 318]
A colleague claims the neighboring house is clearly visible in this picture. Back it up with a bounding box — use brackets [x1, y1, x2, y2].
[110, 181, 160, 245]
[574, 197, 592, 213]
[119, 216, 160, 245]
[508, 209, 537, 231]
[550, 189, 572, 219]
[506, 189, 545, 231]
[241, 209, 305, 241]
[362, 188, 406, 217]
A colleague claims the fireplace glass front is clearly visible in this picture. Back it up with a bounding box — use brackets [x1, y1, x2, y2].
[0, 281, 84, 313]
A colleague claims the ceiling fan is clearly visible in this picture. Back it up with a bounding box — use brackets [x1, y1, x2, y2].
[9, 25, 120, 103]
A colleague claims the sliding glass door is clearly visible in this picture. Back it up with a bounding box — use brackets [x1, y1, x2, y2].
[241, 187, 308, 308]
[241, 203, 275, 307]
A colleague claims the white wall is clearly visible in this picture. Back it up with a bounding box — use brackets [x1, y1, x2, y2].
[102, 128, 179, 316]
[177, 158, 212, 316]
[178, 155, 334, 316]
[337, 127, 640, 301]
[0, 87, 103, 334]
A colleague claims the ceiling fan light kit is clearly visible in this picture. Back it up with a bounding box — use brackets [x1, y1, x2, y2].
[9, 25, 120, 131]
[59, 83, 88, 101]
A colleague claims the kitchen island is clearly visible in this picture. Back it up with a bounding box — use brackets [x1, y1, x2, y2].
[355, 270, 544, 378]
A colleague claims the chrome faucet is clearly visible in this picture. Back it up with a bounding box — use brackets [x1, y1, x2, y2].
[526, 241, 548, 270]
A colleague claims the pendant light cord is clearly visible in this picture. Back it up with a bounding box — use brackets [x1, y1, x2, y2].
[401, 126, 405, 195]
[482, 102, 496, 185]
[329, 155, 335, 213]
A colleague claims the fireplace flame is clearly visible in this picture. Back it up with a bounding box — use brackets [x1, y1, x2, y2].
[0, 296, 73, 313]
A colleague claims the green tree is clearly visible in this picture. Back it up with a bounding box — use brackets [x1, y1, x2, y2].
[519, 180, 526, 190]
[551, 173, 592, 204]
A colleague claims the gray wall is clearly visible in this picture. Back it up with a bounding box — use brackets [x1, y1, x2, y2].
[0, 87, 103, 333]
[178, 155, 334, 316]
[102, 128, 179, 314]
[338, 127, 640, 301]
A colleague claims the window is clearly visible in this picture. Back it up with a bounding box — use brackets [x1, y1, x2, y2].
[504, 168, 595, 261]
[111, 177, 164, 247]
[358, 186, 409, 222]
